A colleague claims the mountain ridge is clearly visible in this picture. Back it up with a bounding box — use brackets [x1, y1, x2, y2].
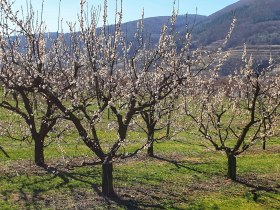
[118, 0, 280, 49]
[16, 0, 280, 52]
[192, 0, 280, 47]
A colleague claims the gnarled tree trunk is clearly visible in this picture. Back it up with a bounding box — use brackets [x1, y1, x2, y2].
[102, 162, 116, 198]
[227, 153, 237, 181]
[147, 130, 155, 157]
[34, 137, 45, 167]
[147, 141, 154, 157]
[147, 123, 155, 157]
[262, 139, 266, 150]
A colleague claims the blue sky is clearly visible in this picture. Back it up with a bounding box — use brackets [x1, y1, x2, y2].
[12, 0, 239, 32]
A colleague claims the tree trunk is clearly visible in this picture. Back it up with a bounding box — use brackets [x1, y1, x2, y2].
[147, 141, 154, 157]
[262, 139, 266, 150]
[34, 138, 45, 166]
[227, 154, 237, 181]
[166, 111, 171, 138]
[147, 126, 155, 157]
[102, 162, 116, 198]
[107, 108, 110, 120]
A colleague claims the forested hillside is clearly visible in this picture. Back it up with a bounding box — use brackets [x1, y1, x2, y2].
[118, 0, 280, 48]
[192, 0, 280, 47]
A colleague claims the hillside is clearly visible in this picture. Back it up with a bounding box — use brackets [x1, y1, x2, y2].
[119, 14, 206, 45]
[15, 0, 280, 60]
[122, 0, 280, 75]
[121, 0, 280, 49]
[192, 0, 280, 47]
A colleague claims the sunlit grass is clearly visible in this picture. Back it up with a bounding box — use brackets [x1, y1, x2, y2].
[0, 104, 279, 209]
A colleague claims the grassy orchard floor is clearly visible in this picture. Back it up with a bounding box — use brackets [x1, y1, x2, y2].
[0, 131, 279, 210]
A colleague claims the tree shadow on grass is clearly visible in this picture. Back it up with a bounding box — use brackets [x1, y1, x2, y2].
[59, 169, 165, 209]
[54, 171, 165, 209]
[152, 154, 222, 177]
[14, 163, 165, 209]
[1, 163, 100, 209]
[0, 158, 230, 209]
[118, 187, 189, 210]
[236, 177, 280, 203]
[103, 195, 165, 210]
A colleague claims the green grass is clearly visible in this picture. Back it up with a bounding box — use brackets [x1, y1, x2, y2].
[0, 106, 280, 209]
[0, 134, 279, 209]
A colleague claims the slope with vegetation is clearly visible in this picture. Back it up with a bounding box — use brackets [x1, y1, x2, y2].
[192, 0, 280, 47]
[122, 0, 280, 49]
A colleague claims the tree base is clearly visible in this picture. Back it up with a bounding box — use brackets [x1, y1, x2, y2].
[227, 154, 237, 181]
[35, 140, 45, 168]
[147, 143, 154, 157]
[102, 162, 116, 198]
[35, 161, 47, 167]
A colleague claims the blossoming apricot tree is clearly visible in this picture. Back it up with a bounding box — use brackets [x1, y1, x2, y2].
[0, 0, 200, 197]
[184, 45, 280, 180]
